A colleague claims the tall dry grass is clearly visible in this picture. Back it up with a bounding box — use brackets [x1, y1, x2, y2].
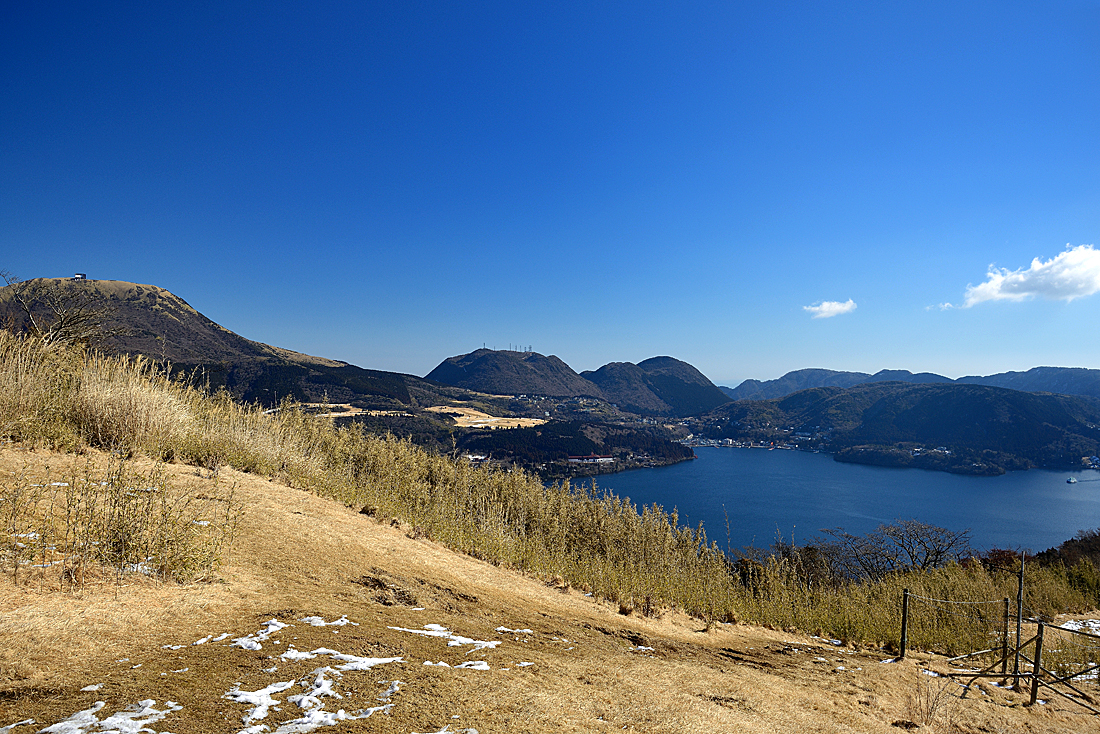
[1, 459, 241, 588]
[1, 329, 1095, 654]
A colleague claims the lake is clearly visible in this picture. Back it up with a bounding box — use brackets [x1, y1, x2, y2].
[581, 447, 1100, 554]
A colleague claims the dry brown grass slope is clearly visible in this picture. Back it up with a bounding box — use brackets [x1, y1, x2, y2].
[1, 448, 1091, 734]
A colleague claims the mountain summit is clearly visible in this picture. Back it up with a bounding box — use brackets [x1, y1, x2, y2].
[425, 349, 603, 398]
[426, 349, 731, 417]
[581, 356, 731, 417]
[0, 278, 412, 407]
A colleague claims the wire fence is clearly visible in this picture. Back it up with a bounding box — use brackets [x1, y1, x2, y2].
[899, 580, 1100, 714]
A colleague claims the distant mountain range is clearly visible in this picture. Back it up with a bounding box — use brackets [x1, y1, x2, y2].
[722, 367, 1100, 402]
[700, 381, 1100, 474]
[426, 350, 732, 417]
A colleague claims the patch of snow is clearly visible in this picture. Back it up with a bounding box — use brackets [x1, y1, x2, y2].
[34, 703, 105, 734]
[264, 704, 393, 733]
[299, 615, 357, 627]
[287, 668, 343, 710]
[1061, 619, 1100, 633]
[192, 635, 213, 645]
[494, 627, 532, 635]
[79, 684, 101, 692]
[288, 648, 403, 672]
[233, 619, 290, 651]
[0, 720, 35, 732]
[161, 644, 184, 650]
[922, 669, 941, 677]
[454, 661, 489, 670]
[388, 625, 501, 654]
[424, 661, 450, 667]
[515, 662, 534, 667]
[379, 680, 403, 701]
[280, 646, 316, 661]
[38, 700, 181, 734]
[223, 680, 296, 724]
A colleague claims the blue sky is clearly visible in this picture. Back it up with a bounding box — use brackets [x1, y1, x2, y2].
[3, 2, 1098, 386]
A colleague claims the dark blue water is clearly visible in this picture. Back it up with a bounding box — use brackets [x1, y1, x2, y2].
[584, 447, 1100, 554]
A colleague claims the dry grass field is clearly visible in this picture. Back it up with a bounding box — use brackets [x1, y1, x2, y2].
[1, 447, 1094, 734]
[425, 405, 546, 430]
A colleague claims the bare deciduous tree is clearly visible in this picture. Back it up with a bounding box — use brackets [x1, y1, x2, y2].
[0, 271, 120, 347]
[816, 520, 972, 581]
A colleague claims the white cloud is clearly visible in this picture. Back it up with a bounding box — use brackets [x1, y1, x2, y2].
[964, 244, 1100, 307]
[803, 299, 857, 319]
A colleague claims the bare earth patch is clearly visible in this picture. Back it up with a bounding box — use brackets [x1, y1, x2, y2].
[0, 447, 1091, 733]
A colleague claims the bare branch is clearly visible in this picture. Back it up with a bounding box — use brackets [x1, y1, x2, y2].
[0, 273, 121, 347]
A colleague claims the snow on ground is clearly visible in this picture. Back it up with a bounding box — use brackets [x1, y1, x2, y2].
[1060, 619, 1100, 633]
[36, 700, 182, 734]
[388, 624, 502, 654]
[4, 614, 529, 733]
[233, 619, 290, 651]
[300, 615, 358, 627]
[224, 680, 297, 724]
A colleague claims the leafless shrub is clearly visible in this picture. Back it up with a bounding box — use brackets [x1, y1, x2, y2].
[905, 674, 961, 733]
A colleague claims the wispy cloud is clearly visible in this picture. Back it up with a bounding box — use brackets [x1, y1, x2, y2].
[803, 299, 857, 319]
[964, 244, 1100, 307]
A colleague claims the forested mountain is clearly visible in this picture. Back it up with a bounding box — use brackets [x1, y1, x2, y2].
[426, 350, 730, 416]
[458, 420, 694, 475]
[721, 368, 872, 400]
[425, 349, 604, 398]
[958, 367, 1100, 400]
[581, 356, 731, 417]
[700, 382, 1100, 474]
[722, 366, 1098, 401]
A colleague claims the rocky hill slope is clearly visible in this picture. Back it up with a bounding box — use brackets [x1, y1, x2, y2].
[0, 278, 422, 408]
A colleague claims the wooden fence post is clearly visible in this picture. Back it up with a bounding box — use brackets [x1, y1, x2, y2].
[1013, 554, 1025, 690]
[1029, 622, 1044, 706]
[1001, 597, 1010, 681]
[900, 588, 909, 659]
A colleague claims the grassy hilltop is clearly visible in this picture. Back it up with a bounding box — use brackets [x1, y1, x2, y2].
[2, 331, 1100, 731]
